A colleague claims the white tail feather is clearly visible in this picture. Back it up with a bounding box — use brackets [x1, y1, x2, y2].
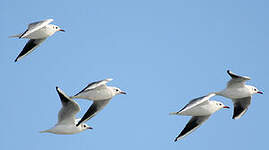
[39, 130, 49, 133]
[8, 33, 22, 38]
[169, 112, 179, 115]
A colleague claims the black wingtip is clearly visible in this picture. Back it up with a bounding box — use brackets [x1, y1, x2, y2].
[76, 120, 83, 127]
[227, 70, 231, 74]
[174, 139, 177, 142]
[56, 86, 59, 90]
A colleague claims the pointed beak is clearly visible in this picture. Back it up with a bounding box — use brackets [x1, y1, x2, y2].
[120, 91, 127, 94]
[257, 91, 263, 94]
[59, 29, 65, 32]
[223, 106, 230, 109]
[87, 127, 93, 130]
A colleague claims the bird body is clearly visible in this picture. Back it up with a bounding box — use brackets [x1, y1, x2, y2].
[170, 93, 229, 141]
[215, 70, 263, 119]
[41, 124, 85, 135]
[176, 100, 224, 116]
[72, 78, 126, 126]
[217, 85, 254, 99]
[40, 87, 92, 135]
[72, 85, 115, 101]
[10, 19, 65, 62]
[21, 24, 58, 39]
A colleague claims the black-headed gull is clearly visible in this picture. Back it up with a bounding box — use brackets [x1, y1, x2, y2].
[71, 78, 126, 126]
[215, 70, 263, 119]
[40, 87, 92, 135]
[170, 93, 229, 141]
[10, 19, 65, 62]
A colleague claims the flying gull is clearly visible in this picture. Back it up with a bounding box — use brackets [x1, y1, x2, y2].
[170, 93, 229, 141]
[10, 19, 65, 62]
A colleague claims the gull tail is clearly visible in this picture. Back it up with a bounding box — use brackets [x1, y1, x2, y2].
[8, 33, 23, 38]
[169, 112, 179, 115]
[39, 130, 49, 133]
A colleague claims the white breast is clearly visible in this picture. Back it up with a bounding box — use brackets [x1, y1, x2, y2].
[25, 25, 55, 39]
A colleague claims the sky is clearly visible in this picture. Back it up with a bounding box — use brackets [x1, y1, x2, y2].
[1, 0, 269, 149]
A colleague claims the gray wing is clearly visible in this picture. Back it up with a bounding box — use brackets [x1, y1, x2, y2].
[232, 96, 251, 120]
[227, 70, 251, 88]
[76, 99, 110, 126]
[14, 38, 46, 62]
[174, 115, 210, 141]
[56, 87, 80, 125]
[20, 19, 53, 38]
[73, 78, 112, 97]
[177, 93, 216, 113]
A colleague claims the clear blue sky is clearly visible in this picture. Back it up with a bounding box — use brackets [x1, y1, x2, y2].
[1, 0, 268, 149]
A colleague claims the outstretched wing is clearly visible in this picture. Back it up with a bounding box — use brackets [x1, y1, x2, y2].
[227, 70, 251, 88]
[56, 87, 80, 125]
[14, 38, 46, 62]
[73, 78, 112, 98]
[232, 96, 251, 120]
[19, 19, 53, 38]
[174, 115, 210, 141]
[175, 93, 216, 114]
[76, 99, 110, 126]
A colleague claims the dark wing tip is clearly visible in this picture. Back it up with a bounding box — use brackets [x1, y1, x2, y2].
[174, 138, 178, 142]
[227, 70, 232, 76]
[76, 121, 82, 127]
[56, 86, 59, 91]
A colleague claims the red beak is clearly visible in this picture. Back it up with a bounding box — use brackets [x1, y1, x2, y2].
[223, 106, 230, 109]
[59, 29, 65, 32]
[120, 91, 127, 94]
[257, 91, 263, 94]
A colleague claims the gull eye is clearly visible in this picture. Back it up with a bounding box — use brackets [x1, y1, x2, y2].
[254, 89, 257, 91]
[56, 27, 58, 29]
[83, 125, 86, 128]
[116, 89, 119, 92]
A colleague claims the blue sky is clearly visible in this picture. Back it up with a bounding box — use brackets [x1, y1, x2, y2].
[1, 0, 268, 149]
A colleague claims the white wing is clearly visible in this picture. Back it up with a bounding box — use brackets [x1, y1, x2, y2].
[174, 93, 216, 114]
[174, 115, 210, 141]
[227, 70, 251, 88]
[232, 96, 251, 120]
[14, 38, 46, 62]
[76, 99, 111, 126]
[56, 87, 80, 125]
[20, 19, 54, 38]
[73, 78, 112, 97]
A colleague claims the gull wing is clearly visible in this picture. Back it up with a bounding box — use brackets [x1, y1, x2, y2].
[232, 96, 251, 120]
[174, 93, 216, 114]
[227, 70, 251, 88]
[174, 115, 210, 141]
[76, 99, 110, 126]
[73, 78, 112, 98]
[14, 38, 46, 62]
[20, 19, 54, 38]
[56, 87, 80, 125]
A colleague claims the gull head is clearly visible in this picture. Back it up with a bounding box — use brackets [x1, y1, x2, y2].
[48, 24, 65, 33]
[80, 123, 93, 131]
[212, 101, 230, 110]
[111, 87, 127, 96]
[247, 85, 263, 95]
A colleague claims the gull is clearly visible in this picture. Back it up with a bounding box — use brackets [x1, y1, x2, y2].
[170, 93, 229, 142]
[40, 87, 92, 135]
[215, 70, 263, 120]
[71, 78, 126, 126]
[9, 19, 65, 62]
